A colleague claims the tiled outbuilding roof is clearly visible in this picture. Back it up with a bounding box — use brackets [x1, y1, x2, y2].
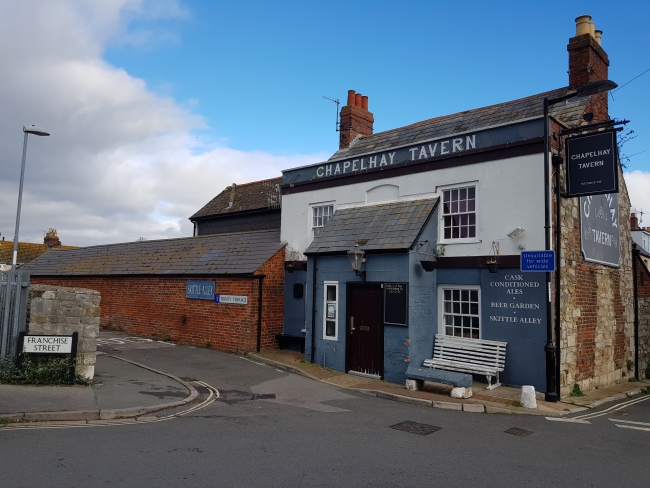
[21, 230, 285, 276]
[328, 88, 589, 162]
[305, 198, 438, 255]
[191, 177, 282, 220]
[0, 241, 76, 266]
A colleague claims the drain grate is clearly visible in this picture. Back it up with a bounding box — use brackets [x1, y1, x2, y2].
[390, 420, 441, 436]
[505, 427, 533, 437]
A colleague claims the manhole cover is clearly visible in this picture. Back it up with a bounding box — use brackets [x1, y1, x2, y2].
[253, 393, 277, 400]
[505, 427, 533, 437]
[390, 421, 441, 436]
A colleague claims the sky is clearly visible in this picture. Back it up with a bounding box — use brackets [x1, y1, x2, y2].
[0, 0, 648, 247]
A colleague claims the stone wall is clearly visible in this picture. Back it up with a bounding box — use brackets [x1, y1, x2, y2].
[27, 285, 100, 380]
[635, 256, 650, 379]
[558, 162, 636, 396]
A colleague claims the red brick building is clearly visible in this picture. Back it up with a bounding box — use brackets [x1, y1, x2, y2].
[22, 230, 285, 354]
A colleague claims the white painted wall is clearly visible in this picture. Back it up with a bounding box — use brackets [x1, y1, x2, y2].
[281, 153, 546, 260]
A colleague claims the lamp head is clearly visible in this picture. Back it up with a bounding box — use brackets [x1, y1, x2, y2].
[23, 125, 50, 136]
[574, 80, 618, 97]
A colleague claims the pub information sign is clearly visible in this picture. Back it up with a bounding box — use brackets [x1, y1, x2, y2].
[384, 283, 408, 326]
[566, 131, 618, 197]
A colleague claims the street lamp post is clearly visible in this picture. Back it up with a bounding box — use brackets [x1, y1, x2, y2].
[11, 125, 50, 273]
[1, 125, 50, 360]
[542, 80, 617, 402]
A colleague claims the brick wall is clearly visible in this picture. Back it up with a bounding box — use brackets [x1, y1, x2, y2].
[31, 248, 285, 354]
[558, 163, 635, 395]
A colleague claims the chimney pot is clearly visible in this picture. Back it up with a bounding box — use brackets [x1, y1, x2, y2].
[361, 95, 369, 111]
[347, 90, 356, 106]
[575, 15, 592, 36]
[594, 29, 603, 46]
[355, 93, 362, 108]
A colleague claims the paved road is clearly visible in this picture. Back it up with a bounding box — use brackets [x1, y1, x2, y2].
[1, 335, 648, 488]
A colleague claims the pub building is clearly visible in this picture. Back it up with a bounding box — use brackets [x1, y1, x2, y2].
[279, 15, 638, 396]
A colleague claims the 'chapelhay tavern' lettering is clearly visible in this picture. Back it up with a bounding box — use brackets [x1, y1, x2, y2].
[314, 134, 476, 179]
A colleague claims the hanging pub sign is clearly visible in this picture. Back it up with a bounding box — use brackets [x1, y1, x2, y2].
[580, 193, 620, 268]
[566, 130, 618, 197]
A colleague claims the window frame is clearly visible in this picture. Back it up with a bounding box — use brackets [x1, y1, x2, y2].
[323, 281, 339, 341]
[438, 284, 481, 339]
[438, 183, 478, 243]
[310, 203, 335, 240]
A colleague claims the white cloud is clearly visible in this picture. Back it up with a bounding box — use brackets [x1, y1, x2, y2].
[0, 1, 324, 247]
[624, 170, 650, 225]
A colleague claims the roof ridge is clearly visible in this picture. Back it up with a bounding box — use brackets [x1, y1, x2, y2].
[363, 87, 572, 140]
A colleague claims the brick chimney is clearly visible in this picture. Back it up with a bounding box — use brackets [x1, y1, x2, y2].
[567, 15, 610, 120]
[339, 90, 374, 149]
[631, 213, 639, 230]
[44, 228, 61, 248]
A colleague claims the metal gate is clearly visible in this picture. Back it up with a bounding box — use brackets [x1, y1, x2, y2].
[0, 270, 30, 360]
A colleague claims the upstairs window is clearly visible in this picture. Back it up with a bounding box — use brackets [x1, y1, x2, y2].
[442, 186, 476, 240]
[312, 204, 334, 237]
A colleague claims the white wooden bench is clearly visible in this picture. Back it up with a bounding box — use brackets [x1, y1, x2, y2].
[423, 334, 507, 390]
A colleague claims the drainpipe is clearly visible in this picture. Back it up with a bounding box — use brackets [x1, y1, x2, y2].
[310, 256, 317, 363]
[632, 244, 639, 380]
[255, 275, 265, 352]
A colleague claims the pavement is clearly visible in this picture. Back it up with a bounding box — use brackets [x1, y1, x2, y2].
[1, 336, 648, 423]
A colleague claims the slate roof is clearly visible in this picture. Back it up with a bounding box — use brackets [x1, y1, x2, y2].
[328, 88, 589, 162]
[0, 241, 76, 266]
[21, 230, 285, 276]
[305, 198, 438, 255]
[191, 177, 282, 220]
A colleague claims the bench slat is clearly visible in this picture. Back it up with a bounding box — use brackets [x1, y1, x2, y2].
[435, 334, 507, 347]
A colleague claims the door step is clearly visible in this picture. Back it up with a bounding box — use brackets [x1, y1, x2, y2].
[348, 370, 381, 380]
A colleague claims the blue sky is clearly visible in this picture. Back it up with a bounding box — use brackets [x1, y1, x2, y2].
[0, 0, 648, 246]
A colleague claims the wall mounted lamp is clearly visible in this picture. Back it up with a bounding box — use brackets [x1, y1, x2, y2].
[347, 243, 366, 281]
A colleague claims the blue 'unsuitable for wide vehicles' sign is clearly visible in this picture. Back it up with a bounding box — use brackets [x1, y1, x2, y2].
[521, 251, 555, 272]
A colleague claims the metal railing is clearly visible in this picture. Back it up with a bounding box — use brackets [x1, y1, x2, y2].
[0, 270, 30, 360]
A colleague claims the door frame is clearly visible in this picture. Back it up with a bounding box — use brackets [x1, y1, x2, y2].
[345, 281, 384, 378]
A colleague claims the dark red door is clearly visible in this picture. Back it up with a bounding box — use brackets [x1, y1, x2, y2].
[347, 284, 384, 378]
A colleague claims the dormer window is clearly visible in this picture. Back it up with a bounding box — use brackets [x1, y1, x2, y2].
[312, 204, 334, 237]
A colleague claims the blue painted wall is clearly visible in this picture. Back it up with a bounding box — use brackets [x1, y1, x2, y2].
[304, 239, 547, 389]
[283, 269, 306, 337]
[435, 267, 547, 390]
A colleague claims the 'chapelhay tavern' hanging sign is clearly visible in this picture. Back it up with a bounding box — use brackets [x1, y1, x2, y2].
[566, 130, 618, 197]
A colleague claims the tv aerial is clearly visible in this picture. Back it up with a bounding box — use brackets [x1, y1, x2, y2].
[322, 95, 340, 132]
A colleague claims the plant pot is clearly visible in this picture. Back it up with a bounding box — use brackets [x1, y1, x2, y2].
[420, 260, 437, 272]
[487, 262, 498, 273]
